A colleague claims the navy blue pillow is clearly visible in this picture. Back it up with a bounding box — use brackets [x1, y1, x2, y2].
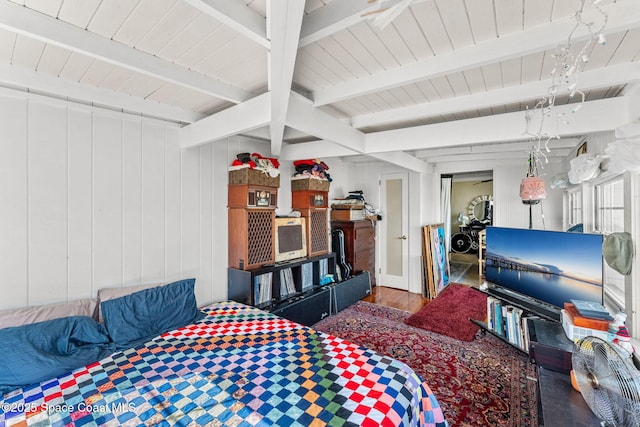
[0, 316, 115, 395]
[101, 278, 203, 347]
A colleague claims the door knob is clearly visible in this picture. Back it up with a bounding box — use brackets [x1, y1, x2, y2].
[399, 235, 407, 240]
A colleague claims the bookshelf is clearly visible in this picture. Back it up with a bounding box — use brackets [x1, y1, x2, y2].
[228, 253, 371, 325]
[471, 287, 598, 425]
[228, 253, 337, 309]
[470, 295, 533, 353]
[471, 286, 562, 354]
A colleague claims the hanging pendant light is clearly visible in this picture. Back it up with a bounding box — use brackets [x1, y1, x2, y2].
[520, 151, 546, 205]
[520, 176, 547, 205]
[520, 151, 547, 229]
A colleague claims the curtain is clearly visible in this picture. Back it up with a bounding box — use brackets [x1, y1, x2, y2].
[440, 175, 453, 253]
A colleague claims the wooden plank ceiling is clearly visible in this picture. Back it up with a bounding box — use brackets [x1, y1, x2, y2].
[0, 0, 638, 171]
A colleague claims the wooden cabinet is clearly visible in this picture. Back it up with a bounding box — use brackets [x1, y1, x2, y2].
[330, 220, 376, 286]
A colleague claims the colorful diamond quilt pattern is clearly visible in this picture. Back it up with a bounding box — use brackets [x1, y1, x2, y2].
[1, 301, 447, 427]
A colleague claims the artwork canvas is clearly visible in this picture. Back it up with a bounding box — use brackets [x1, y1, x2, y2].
[430, 224, 450, 295]
[422, 226, 435, 298]
[422, 224, 450, 298]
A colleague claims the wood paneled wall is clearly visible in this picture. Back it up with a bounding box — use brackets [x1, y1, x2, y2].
[0, 92, 225, 310]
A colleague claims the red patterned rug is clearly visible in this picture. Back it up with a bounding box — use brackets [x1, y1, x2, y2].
[313, 301, 538, 427]
[405, 283, 487, 341]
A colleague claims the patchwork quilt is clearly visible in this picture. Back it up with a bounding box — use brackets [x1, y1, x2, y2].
[1, 302, 447, 426]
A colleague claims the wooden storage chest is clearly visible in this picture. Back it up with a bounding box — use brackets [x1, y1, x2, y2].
[330, 220, 376, 286]
[229, 168, 280, 188]
[291, 178, 330, 191]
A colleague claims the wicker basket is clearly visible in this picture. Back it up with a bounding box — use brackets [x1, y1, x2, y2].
[229, 168, 280, 187]
[291, 178, 330, 191]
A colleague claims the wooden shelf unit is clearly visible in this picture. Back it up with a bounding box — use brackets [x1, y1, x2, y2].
[228, 253, 371, 325]
[228, 253, 336, 309]
[330, 220, 376, 286]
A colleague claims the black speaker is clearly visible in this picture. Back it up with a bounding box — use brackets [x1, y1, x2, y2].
[271, 288, 331, 326]
[333, 271, 371, 313]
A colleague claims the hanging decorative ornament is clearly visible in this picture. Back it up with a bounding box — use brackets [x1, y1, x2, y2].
[523, 0, 608, 164]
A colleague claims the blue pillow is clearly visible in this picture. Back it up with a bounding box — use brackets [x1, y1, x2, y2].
[0, 316, 115, 395]
[101, 278, 203, 347]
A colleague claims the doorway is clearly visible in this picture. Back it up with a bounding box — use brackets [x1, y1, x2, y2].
[379, 172, 409, 290]
[447, 172, 493, 283]
[449, 171, 494, 254]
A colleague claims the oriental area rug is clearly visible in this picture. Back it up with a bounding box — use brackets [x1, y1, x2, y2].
[313, 301, 538, 427]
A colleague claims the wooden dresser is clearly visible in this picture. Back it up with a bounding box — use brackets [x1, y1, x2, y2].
[330, 220, 376, 286]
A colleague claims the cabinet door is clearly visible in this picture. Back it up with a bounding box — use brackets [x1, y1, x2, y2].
[333, 272, 371, 312]
[271, 288, 331, 326]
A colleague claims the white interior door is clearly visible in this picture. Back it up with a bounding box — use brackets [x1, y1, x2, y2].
[379, 173, 409, 290]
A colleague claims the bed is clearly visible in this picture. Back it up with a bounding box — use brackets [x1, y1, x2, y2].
[0, 280, 447, 427]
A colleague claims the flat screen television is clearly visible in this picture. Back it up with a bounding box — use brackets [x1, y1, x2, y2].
[485, 227, 604, 310]
[274, 217, 307, 263]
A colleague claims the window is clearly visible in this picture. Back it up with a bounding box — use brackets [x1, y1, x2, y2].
[594, 178, 624, 233]
[593, 176, 625, 306]
[568, 189, 582, 226]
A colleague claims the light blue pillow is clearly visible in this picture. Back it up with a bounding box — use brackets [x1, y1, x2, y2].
[0, 316, 115, 395]
[101, 278, 203, 347]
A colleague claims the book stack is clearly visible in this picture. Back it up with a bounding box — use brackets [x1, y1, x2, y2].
[562, 300, 614, 343]
[570, 300, 614, 321]
[563, 303, 611, 330]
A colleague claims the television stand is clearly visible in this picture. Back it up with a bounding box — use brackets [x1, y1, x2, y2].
[471, 285, 563, 354]
[537, 366, 601, 426]
[483, 285, 561, 322]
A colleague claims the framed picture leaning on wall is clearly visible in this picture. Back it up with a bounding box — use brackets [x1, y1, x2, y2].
[422, 223, 451, 298]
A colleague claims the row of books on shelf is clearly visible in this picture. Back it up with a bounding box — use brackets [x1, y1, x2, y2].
[254, 263, 317, 306]
[301, 263, 313, 292]
[254, 273, 273, 306]
[486, 296, 538, 351]
[280, 268, 296, 298]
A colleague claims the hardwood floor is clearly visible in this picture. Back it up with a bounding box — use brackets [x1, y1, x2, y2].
[362, 286, 430, 313]
[363, 251, 480, 313]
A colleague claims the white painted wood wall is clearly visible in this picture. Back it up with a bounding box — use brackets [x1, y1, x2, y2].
[0, 92, 273, 311]
[0, 89, 581, 312]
